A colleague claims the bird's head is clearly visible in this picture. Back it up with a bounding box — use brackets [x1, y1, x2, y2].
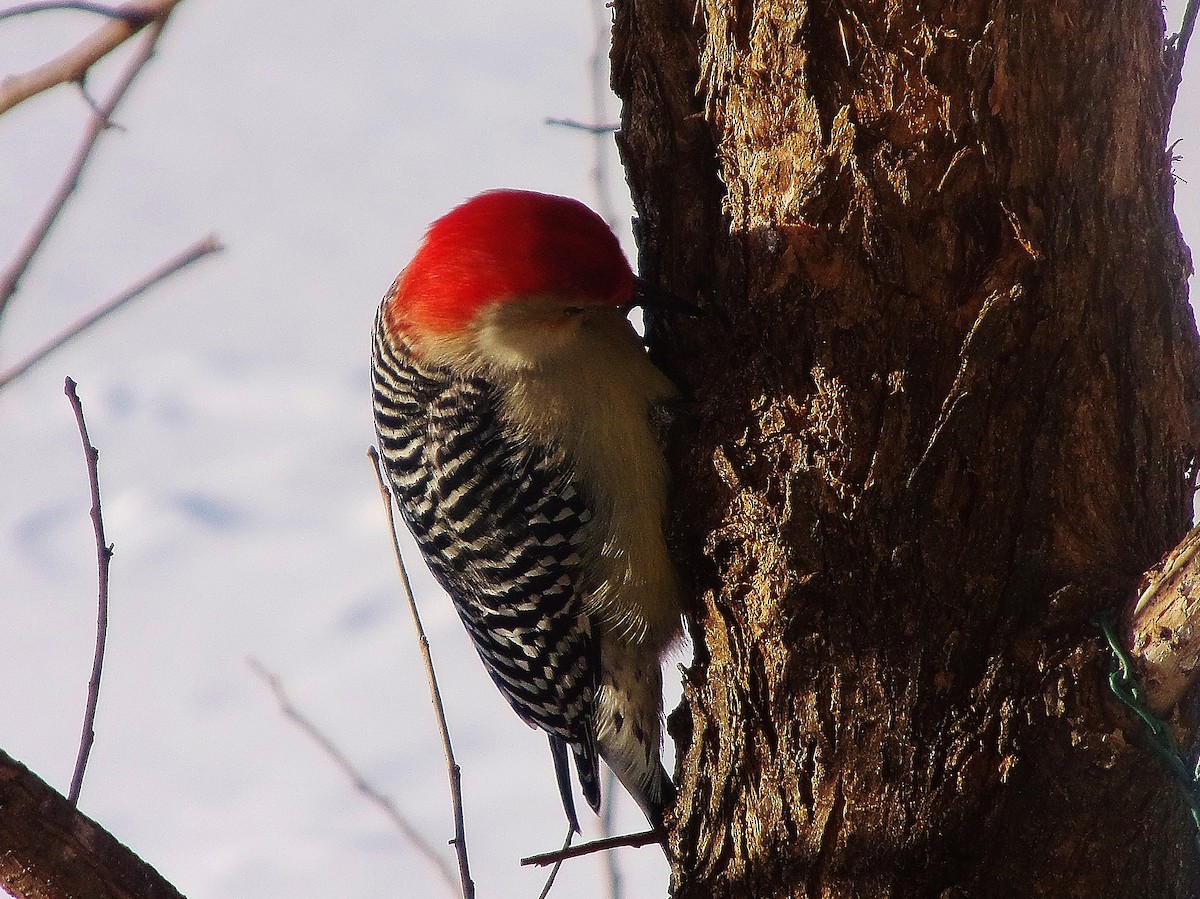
[384, 189, 637, 370]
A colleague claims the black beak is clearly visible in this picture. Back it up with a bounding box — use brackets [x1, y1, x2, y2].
[631, 277, 704, 316]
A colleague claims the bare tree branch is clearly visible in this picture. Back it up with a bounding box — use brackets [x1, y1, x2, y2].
[0, 235, 223, 391]
[63, 377, 111, 806]
[247, 658, 460, 897]
[0, 4, 178, 322]
[368, 447, 475, 899]
[0, 1, 153, 22]
[0, 748, 187, 899]
[520, 829, 664, 868]
[584, 0, 618, 229]
[0, 0, 178, 115]
[533, 826, 574, 899]
[599, 769, 622, 899]
[582, 7, 627, 893]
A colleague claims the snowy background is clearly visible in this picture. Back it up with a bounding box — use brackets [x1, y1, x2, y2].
[0, 2, 666, 897]
[1, 3, 1197, 899]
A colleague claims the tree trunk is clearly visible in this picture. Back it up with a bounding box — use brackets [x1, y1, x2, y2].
[612, 1, 1200, 896]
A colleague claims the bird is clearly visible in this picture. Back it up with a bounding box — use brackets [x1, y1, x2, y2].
[371, 188, 683, 831]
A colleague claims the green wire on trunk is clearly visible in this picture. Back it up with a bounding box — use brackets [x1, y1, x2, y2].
[1099, 617, 1200, 831]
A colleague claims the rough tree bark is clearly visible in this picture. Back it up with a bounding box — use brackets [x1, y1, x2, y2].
[613, 1, 1200, 896]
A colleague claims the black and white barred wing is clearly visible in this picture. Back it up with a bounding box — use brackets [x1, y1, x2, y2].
[372, 327, 599, 750]
[423, 385, 600, 744]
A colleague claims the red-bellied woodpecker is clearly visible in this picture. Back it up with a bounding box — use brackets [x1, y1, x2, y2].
[371, 189, 683, 831]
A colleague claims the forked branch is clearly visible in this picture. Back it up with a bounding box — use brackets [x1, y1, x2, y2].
[0, 0, 180, 115]
[0, 4, 178, 322]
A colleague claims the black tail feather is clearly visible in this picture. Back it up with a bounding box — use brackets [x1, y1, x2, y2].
[572, 740, 601, 814]
[548, 736, 581, 833]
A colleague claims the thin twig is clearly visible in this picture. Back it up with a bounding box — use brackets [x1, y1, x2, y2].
[0, 234, 223, 391]
[0, 5, 176, 322]
[247, 658, 460, 897]
[600, 769, 622, 899]
[0, 1, 152, 22]
[585, 0, 618, 230]
[535, 826, 575, 899]
[64, 377, 111, 806]
[520, 829, 664, 868]
[369, 447, 475, 899]
[0, 0, 177, 116]
[1169, 0, 1200, 94]
[584, 7, 625, 894]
